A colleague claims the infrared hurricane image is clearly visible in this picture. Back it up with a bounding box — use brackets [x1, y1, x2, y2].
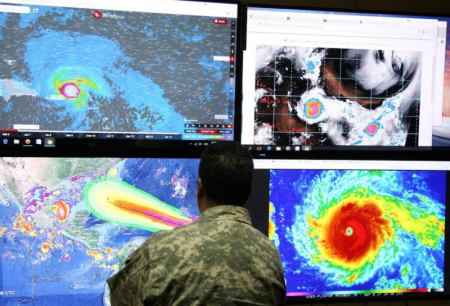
[269, 170, 445, 295]
[255, 46, 422, 146]
[0, 4, 234, 133]
[0, 158, 199, 305]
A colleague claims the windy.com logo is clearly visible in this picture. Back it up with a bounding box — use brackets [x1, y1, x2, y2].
[93, 11, 124, 19]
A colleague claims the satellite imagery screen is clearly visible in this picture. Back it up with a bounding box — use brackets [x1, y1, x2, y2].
[0, 2, 236, 140]
[0, 157, 200, 304]
[254, 47, 422, 147]
[269, 169, 446, 296]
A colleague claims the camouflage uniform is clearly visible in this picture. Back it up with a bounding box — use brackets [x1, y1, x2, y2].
[107, 205, 286, 306]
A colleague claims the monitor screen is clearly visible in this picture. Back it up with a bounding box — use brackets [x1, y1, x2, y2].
[247, 159, 450, 303]
[0, 157, 200, 304]
[0, 0, 238, 150]
[242, 6, 449, 151]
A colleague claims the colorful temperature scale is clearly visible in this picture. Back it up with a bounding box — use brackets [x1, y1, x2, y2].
[287, 288, 442, 296]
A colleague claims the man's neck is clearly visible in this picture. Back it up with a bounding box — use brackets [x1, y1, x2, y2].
[198, 199, 215, 214]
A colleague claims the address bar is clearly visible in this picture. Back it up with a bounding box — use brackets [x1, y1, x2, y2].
[0, 4, 30, 13]
[257, 22, 432, 36]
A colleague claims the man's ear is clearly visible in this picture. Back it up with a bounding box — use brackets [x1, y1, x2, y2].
[250, 182, 255, 195]
[197, 178, 208, 214]
[197, 178, 204, 198]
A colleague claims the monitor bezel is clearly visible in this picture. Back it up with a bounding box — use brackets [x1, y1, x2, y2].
[242, 2, 450, 154]
[0, 0, 243, 153]
[250, 157, 450, 305]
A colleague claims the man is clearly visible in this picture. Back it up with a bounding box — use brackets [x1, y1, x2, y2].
[107, 142, 286, 305]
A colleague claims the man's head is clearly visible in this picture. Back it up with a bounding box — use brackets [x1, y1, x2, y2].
[197, 142, 254, 213]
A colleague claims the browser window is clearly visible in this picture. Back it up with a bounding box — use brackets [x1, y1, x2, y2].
[243, 7, 440, 148]
[0, 0, 238, 149]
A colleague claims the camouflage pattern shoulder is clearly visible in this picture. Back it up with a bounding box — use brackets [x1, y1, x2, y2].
[107, 237, 151, 305]
[108, 205, 286, 306]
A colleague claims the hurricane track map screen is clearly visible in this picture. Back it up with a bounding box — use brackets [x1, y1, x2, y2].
[0, 0, 238, 146]
[0, 157, 201, 304]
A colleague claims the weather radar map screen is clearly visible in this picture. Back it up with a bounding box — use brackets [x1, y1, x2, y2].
[0, 157, 200, 304]
[268, 165, 447, 299]
[0, 0, 238, 147]
[242, 6, 443, 149]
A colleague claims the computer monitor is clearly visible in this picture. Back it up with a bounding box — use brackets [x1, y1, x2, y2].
[0, 157, 200, 304]
[246, 158, 450, 304]
[242, 5, 449, 152]
[0, 0, 239, 151]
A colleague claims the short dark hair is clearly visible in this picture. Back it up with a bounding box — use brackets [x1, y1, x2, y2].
[199, 142, 253, 206]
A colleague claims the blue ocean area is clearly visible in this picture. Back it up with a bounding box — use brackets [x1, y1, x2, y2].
[0, 13, 5, 40]
[19, 5, 52, 28]
[121, 158, 200, 214]
[22, 28, 185, 133]
[174, 27, 204, 42]
[109, 68, 185, 133]
[199, 55, 226, 79]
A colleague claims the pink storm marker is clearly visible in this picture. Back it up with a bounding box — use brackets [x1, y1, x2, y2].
[364, 123, 379, 136]
[59, 83, 81, 99]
